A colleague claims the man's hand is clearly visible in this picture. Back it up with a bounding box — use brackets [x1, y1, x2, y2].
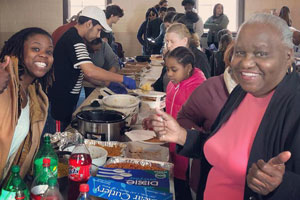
[122, 76, 136, 89]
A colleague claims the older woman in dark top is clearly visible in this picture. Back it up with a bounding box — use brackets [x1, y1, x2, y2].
[150, 13, 300, 200]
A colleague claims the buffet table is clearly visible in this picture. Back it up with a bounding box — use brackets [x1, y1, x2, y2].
[57, 60, 175, 199]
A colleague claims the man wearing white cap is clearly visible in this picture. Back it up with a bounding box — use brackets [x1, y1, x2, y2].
[48, 6, 136, 131]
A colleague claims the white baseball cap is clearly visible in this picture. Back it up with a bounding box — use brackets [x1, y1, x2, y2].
[80, 6, 112, 32]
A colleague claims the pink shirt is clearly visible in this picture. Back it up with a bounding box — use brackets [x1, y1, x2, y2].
[203, 91, 274, 200]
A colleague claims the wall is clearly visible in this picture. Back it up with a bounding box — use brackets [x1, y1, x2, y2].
[0, 0, 299, 56]
[112, 0, 184, 57]
[245, 0, 300, 29]
[0, 0, 62, 49]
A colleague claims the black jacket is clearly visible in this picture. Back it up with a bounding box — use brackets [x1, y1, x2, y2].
[190, 47, 211, 79]
[178, 70, 300, 200]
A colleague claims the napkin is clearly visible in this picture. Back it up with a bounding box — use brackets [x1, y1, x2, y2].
[125, 130, 156, 141]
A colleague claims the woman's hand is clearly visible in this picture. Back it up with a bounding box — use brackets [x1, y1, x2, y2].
[142, 117, 153, 130]
[149, 108, 187, 145]
[247, 151, 291, 195]
[0, 56, 10, 94]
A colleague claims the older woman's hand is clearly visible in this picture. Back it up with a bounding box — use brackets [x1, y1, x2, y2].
[149, 108, 187, 145]
[247, 151, 291, 196]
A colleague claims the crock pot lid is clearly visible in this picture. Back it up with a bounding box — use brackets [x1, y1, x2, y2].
[77, 110, 126, 123]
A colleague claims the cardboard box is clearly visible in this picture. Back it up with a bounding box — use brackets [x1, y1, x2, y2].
[88, 176, 173, 200]
[97, 167, 170, 193]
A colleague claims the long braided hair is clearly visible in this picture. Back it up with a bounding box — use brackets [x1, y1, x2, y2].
[0, 27, 54, 92]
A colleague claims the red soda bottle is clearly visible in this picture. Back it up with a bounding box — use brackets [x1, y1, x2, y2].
[68, 138, 92, 200]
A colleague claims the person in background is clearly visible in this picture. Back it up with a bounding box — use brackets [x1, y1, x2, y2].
[177, 42, 236, 199]
[0, 58, 10, 94]
[151, 11, 177, 54]
[204, 3, 229, 49]
[205, 28, 232, 60]
[48, 6, 136, 132]
[293, 30, 300, 46]
[147, 7, 167, 54]
[182, 0, 204, 40]
[278, 6, 300, 56]
[84, 38, 125, 97]
[144, 46, 206, 200]
[0, 27, 54, 184]
[137, 7, 158, 55]
[100, 4, 124, 48]
[52, 11, 81, 47]
[167, 7, 176, 12]
[158, 0, 168, 8]
[166, 23, 210, 78]
[210, 34, 233, 76]
[152, 23, 210, 91]
[279, 6, 292, 27]
[150, 13, 300, 200]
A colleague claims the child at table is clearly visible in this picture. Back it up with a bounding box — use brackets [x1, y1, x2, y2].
[165, 46, 206, 199]
[143, 46, 206, 199]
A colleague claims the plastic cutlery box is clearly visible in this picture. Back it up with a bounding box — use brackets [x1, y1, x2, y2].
[87, 176, 173, 200]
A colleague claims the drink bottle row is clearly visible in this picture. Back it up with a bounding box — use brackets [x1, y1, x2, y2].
[0, 135, 93, 200]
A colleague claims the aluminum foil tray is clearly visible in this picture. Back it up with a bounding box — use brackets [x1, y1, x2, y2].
[84, 139, 127, 157]
[104, 156, 173, 172]
[125, 142, 169, 162]
[48, 131, 82, 151]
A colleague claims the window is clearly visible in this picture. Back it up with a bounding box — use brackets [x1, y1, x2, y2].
[197, 0, 242, 32]
[68, 0, 107, 19]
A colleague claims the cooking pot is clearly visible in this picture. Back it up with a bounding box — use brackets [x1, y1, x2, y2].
[102, 94, 140, 125]
[72, 110, 127, 141]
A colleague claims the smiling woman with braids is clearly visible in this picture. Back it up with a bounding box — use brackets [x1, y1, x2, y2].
[0, 27, 54, 185]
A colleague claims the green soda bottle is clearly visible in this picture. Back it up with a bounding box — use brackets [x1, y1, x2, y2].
[0, 165, 29, 200]
[34, 135, 58, 177]
[13, 179, 25, 200]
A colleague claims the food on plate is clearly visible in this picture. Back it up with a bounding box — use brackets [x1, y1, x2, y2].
[105, 163, 164, 171]
[143, 137, 161, 143]
[140, 82, 152, 91]
[141, 96, 157, 101]
[95, 144, 122, 157]
[127, 145, 162, 161]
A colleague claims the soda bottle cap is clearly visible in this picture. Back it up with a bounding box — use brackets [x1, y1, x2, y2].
[13, 178, 21, 187]
[79, 184, 89, 193]
[15, 190, 25, 199]
[48, 177, 57, 187]
[44, 135, 51, 143]
[11, 165, 20, 173]
[42, 158, 51, 167]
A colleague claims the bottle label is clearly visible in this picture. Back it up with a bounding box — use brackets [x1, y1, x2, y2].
[34, 158, 58, 177]
[0, 189, 15, 200]
[30, 185, 48, 200]
[68, 165, 91, 182]
[0, 189, 29, 200]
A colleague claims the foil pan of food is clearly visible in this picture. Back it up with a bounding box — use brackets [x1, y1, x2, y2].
[125, 142, 169, 162]
[104, 157, 173, 172]
[47, 131, 83, 151]
[84, 139, 127, 157]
